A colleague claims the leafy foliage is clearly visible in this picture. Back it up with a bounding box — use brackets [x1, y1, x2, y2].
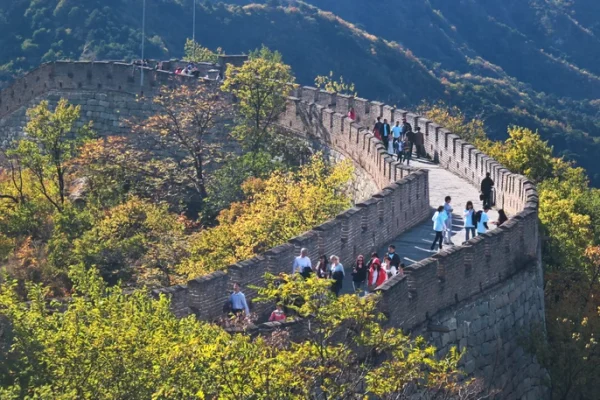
[222, 46, 297, 152]
[183, 38, 222, 63]
[6, 99, 93, 212]
[72, 198, 188, 286]
[0, 265, 473, 399]
[314, 71, 356, 96]
[179, 154, 353, 278]
[417, 102, 487, 144]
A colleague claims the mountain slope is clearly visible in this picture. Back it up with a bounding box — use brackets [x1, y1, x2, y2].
[1, 1, 599, 184]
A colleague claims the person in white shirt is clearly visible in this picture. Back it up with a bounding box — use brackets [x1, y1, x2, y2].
[463, 201, 476, 242]
[477, 206, 491, 235]
[443, 196, 454, 245]
[292, 248, 312, 275]
[430, 205, 448, 251]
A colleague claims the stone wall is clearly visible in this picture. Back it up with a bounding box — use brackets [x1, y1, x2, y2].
[291, 87, 547, 398]
[0, 62, 547, 397]
[152, 102, 431, 320]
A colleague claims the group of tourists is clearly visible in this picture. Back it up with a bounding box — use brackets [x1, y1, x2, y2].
[175, 63, 201, 77]
[372, 116, 426, 165]
[345, 109, 426, 165]
[430, 174, 508, 251]
[291, 245, 405, 297]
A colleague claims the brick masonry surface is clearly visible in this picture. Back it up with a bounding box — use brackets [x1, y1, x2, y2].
[0, 62, 547, 399]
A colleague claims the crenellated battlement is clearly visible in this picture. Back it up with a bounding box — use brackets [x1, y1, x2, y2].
[0, 61, 547, 397]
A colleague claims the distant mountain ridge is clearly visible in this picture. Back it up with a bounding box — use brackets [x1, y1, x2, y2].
[1, 0, 599, 184]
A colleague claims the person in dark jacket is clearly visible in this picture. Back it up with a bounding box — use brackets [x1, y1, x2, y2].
[481, 173, 494, 208]
[492, 209, 508, 227]
[382, 119, 391, 152]
[401, 118, 412, 138]
[315, 255, 329, 279]
[414, 126, 425, 158]
[351, 254, 368, 293]
[385, 245, 401, 271]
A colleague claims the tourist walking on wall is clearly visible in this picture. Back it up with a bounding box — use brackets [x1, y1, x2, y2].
[401, 117, 412, 139]
[492, 209, 508, 227]
[373, 117, 383, 141]
[382, 256, 397, 277]
[351, 254, 368, 293]
[392, 120, 402, 151]
[481, 173, 495, 208]
[396, 138, 404, 162]
[229, 282, 250, 317]
[368, 258, 387, 291]
[443, 196, 454, 245]
[386, 245, 401, 271]
[403, 137, 412, 165]
[431, 205, 447, 251]
[292, 248, 312, 276]
[414, 126, 425, 158]
[476, 206, 491, 235]
[329, 255, 345, 296]
[463, 201, 476, 242]
[315, 255, 329, 279]
[382, 118, 391, 152]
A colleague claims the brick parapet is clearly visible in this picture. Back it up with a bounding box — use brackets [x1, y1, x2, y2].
[292, 88, 539, 335]
[1, 63, 539, 333]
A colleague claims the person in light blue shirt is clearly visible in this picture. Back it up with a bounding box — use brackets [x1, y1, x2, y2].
[443, 196, 454, 245]
[430, 205, 448, 251]
[229, 282, 250, 316]
[463, 201, 476, 241]
[329, 255, 345, 296]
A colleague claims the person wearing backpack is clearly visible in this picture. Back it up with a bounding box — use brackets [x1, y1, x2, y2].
[476, 206, 491, 235]
[463, 201, 476, 242]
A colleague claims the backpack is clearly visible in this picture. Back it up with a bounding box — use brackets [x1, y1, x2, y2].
[473, 210, 483, 226]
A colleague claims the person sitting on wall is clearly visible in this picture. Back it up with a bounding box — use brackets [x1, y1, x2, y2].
[491, 209, 508, 227]
[268, 304, 286, 322]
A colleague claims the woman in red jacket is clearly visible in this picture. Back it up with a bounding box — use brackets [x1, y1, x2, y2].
[368, 259, 387, 292]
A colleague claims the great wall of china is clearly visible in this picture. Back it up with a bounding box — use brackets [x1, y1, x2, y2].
[0, 61, 548, 399]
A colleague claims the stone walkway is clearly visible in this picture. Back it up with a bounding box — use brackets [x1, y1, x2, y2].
[341, 157, 498, 294]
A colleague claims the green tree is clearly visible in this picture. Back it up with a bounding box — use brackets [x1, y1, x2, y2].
[0, 265, 474, 399]
[136, 83, 229, 218]
[478, 126, 554, 183]
[179, 154, 353, 278]
[184, 38, 222, 63]
[221, 46, 297, 152]
[314, 71, 357, 96]
[418, 102, 487, 143]
[7, 99, 93, 212]
[73, 198, 188, 286]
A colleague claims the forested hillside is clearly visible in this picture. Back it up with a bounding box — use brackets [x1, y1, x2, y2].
[1, 0, 600, 183]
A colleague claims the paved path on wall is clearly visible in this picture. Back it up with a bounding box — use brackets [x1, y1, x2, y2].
[341, 157, 498, 295]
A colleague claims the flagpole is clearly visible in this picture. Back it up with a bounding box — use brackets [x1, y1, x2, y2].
[141, 0, 146, 87]
[192, 0, 196, 60]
